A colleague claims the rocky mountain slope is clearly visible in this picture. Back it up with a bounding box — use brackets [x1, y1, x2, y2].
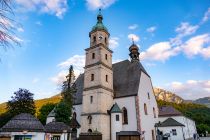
[153, 88, 184, 104]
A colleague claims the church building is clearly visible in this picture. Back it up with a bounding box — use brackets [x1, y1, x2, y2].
[47, 10, 159, 140]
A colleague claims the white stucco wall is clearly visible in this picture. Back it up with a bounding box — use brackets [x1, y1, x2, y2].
[114, 96, 137, 131]
[46, 116, 55, 124]
[138, 72, 158, 140]
[158, 116, 197, 139]
[158, 126, 185, 140]
[111, 112, 122, 140]
[73, 104, 82, 138]
[1, 132, 45, 140]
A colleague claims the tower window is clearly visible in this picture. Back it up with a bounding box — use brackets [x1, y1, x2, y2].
[148, 92, 150, 99]
[106, 75, 108, 82]
[92, 53, 95, 59]
[144, 103, 148, 115]
[153, 107, 156, 118]
[90, 96, 93, 103]
[105, 54, 108, 60]
[91, 74, 94, 81]
[116, 114, 119, 121]
[152, 130, 155, 140]
[87, 115, 92, 124]
[105, 37, 107, 44]
[93, 36, 96, 42]
[122, 107, 128, 124]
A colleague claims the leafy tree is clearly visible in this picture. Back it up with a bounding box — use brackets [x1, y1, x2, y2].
[0, 111, 13, 127]
[7, 88, 36, 116]
[55, 101, 71, 123]
[197, 124, 210, 136]
[0, 0, 20, 50]
[37, 103, 56, 125]
[55, 65, 76, 123]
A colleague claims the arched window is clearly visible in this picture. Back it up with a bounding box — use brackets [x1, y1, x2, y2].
[87, 115, 92, 124]
[73, 112, 77, 119]
[153, 107, 156, 118]
[144, 103, 148, 115]
[122, 107, 128, 124]
[147, 92, 150, 99]
[88, 129, 92, 133]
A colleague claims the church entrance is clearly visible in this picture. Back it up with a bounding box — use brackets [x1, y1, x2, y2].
[116, 131, 141, 140]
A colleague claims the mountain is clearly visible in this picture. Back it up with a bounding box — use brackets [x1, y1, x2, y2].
[194, 97, 210, 108]
[154, 88, 184, 104]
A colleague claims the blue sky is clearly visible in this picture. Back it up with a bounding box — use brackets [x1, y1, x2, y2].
[0, 0, 210, 103]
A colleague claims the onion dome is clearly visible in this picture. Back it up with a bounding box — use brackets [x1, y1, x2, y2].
[91, 9, 108, 32]
[129, 41, 140, 62]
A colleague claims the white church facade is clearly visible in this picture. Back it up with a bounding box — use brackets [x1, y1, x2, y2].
[64, 10, 158, 140]
[45, 10, 197, 140]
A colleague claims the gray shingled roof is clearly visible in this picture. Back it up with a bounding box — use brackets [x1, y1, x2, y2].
[159, 106, 182, 117]
[155, 118, 185, 127]
[110, 103, 122, 113]
[73, 60, 149, 105]
[1, 113, 44, 132]
[45, 122, 71, 133]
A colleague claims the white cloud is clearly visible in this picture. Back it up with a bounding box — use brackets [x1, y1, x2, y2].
[15, 0, 68, 18]
[35, 21, 42, 26]
[128, 34, 140, 42]
[86, 0, 117, 10]
[175, 22, 199, 37]
[32, 78, 39, 84]
[202, 7, 210, 23]
[181, 34, 210, 58]
[170, 22, 199, 46]
[140, 42, 180, 62]
[50, 70, 68, 85]
[146, 26, 157, 33]
[109, 37, 119, 49]
[128, 24, 138, 30]
[17, 27, 24, 32]
[51, 55, 85, 85]
[166, 80, 210, 100]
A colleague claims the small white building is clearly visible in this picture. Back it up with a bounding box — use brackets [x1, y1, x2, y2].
[0, 113, 45, 140]
[157, 106, 197, 140]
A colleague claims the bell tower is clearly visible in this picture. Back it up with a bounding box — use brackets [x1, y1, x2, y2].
[80, 9, 113, 140]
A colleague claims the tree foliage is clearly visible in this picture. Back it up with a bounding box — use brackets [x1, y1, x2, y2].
[55, 101, 71, 123]
[7, 88, 36, 116]
[0, 111, 13, 127]
[37, 103, 56, 125]
[55, 65, 76, 123]
[0, 0, 20, 50]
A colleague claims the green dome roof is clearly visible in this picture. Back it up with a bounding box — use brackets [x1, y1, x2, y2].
[91, 9, 108, 32]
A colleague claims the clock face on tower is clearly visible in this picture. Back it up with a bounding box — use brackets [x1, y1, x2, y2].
[98, 35, 103, 40]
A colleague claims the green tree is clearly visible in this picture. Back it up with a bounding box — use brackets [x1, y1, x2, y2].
[0, 111, 13, 127]
[55, 65, 76, 123]
[55, 101, 71, 123]
[37, 103, 56, 125]
[7, 88, 36, 116]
